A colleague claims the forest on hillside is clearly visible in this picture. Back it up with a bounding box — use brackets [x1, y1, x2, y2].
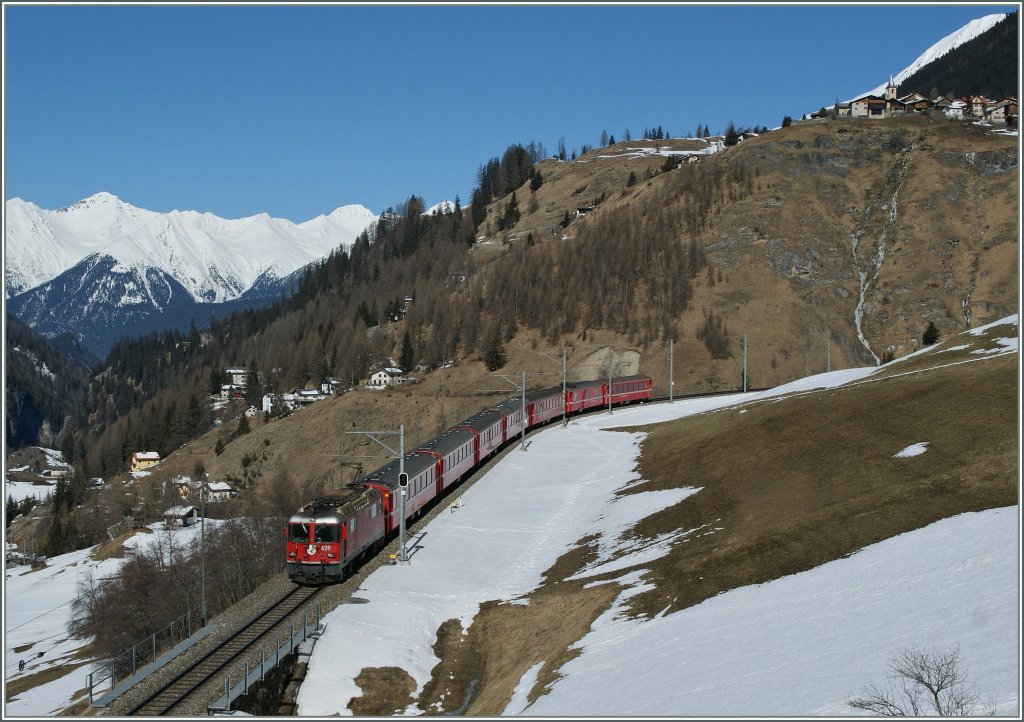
[900, 11, 1018, 100]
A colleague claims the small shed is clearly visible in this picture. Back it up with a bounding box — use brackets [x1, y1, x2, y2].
[163, 505, 199, 528]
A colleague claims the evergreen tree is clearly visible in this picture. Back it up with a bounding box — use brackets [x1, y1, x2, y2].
[483, 332, 507, 371]
[724, 120, 739, 146]
[6, 495, 18, 527]
[782, 115, 792, 127]
[400, 331, 415, 371]
[627, 171, 638, 187]
[923, 321, 941, 346]
[530, 169, 543, 192]
[600, 129, 609, 147]
[499, 192, 521, 230]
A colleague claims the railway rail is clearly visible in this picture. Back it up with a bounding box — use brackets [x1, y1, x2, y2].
[123, 386, 762, 715]
[127, 584, 322, 715]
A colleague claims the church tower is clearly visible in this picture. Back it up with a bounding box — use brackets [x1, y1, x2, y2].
[885, 74, 898, 101]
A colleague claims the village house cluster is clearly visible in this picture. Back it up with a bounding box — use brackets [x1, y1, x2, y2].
[823, 77, 1018, 124]
[218, 363, 411, 418]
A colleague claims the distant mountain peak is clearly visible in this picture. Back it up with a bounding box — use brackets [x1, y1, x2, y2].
[5, 195, 376, 301]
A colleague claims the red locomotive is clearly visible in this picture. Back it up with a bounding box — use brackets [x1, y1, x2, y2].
[285, 375, 653, 584]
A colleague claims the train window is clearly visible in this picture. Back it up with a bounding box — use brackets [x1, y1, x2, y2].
[315, 524, 338, 543]
[289, 523, 309, 542]
[348, 518, 357, 534]
[370, 503, 378, 518]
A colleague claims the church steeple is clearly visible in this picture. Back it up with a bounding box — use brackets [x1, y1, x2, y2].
[885, 74, 898, 101]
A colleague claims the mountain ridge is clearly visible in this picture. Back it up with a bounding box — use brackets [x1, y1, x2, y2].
[4, 192, 377, 301]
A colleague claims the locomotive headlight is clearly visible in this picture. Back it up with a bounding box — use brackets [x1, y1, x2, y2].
[327, 553, 335, 558]
[288, 552, 296, 557]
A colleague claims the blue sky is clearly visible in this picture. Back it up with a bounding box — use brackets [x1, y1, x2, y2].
[3, 3, 1016, 222]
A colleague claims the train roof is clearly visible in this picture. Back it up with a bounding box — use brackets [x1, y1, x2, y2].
[454, 408, 503, 433]
[525, 385, 564, 402]
[415, 427, 474, 456]
[567, 379, 604, 390]
[568, 375, 651, 388]
[361, 451, 435, 490]
[289, 485, 381, 523]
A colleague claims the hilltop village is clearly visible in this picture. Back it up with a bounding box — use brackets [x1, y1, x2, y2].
[817, 77, 1018, 124]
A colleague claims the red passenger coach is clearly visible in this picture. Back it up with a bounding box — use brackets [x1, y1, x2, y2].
[361, 452, 437, 530]
[566, 380, 605, 413]
[609, 375, 654, 406]
[454, 410, 505, 464]
[415, 428, 476, 493]
[526, 387, 565, 426]
[490, 397, 528, 444]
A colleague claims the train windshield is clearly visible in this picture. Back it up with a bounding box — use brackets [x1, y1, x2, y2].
[289, 523, 310, 542]
[314, 524, 339, 543]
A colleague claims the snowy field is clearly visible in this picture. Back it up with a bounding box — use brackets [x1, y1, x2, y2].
[296, 320, 1020, 717]
[3, 521, 220, 716]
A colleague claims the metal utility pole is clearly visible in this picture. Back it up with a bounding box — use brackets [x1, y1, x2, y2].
[607, 349, 613, 413]
[727, 334, 748, 393]
[346, 425, 408, 563]
[826, 327, 831, 373]
[200, 475, 207, 624]
[536, 349, 568, 423]
[649, 339, 675, 402]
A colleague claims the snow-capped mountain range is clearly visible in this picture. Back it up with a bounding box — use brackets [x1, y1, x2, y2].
[4, 193, 376, 356]
[854, 12, 1007, 100]
[5, 192, 376, 301]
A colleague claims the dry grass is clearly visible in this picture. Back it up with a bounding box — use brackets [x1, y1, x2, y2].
[342, 347, 1017, 714]
[88, 526, 153, 562]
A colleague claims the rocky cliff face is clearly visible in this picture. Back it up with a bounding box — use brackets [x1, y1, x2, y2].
[694, 115, 1017, 372]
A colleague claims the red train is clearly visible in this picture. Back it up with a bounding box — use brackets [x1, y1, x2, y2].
[285, 375, 653, 584]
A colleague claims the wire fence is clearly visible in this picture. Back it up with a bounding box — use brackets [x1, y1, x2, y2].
[88, 601, 207, 702]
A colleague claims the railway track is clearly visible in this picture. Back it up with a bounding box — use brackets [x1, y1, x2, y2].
[127, 584, 322, 716]
[124, 388, 759, 715]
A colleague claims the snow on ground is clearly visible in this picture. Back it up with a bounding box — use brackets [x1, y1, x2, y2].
[520, 506, 1018, 717]
[3, 520, 220, 716]
[4, 480, 56, 504]
[297, 328, 1019, 717]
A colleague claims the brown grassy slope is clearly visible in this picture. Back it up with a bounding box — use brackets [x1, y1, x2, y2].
[678, 115, 1019, 366]
[353, 334, 1018, 716]
[471, 115, 1017, 392]
[621, 351, 1018, 619]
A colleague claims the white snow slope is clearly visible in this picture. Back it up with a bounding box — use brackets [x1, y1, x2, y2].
[297, 316, 1020, 717]
[855, 13, 1007, 100]
[4, 193, 377, 301]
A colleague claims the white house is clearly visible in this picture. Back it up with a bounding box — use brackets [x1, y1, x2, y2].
[370, 368, 405, 387]
[205, 481, 235, 502]
[944, 101, 967, 120]
[244, 406, 260, 418]
[321, 378, 343, 395]
[225, 367, 248, 386]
